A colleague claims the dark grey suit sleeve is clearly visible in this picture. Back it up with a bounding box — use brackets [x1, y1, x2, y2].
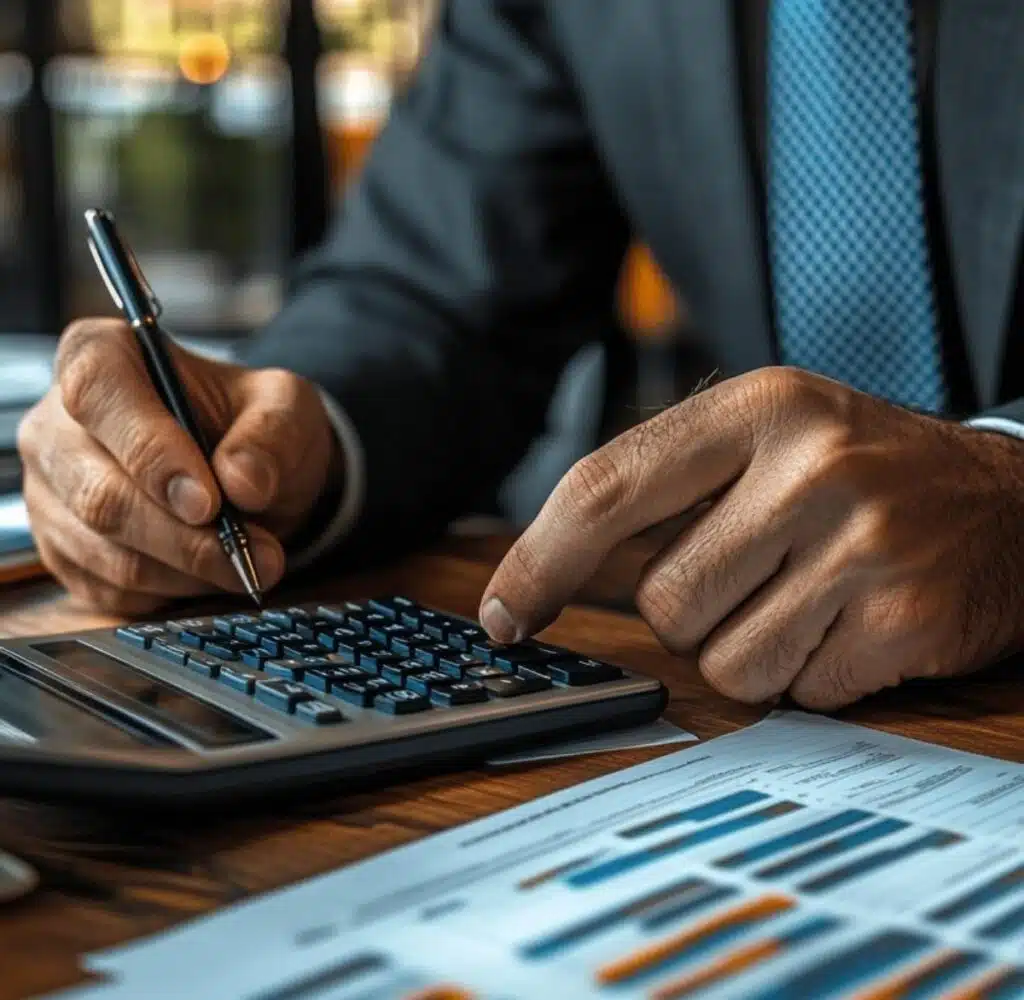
[241, 0, 629, 562]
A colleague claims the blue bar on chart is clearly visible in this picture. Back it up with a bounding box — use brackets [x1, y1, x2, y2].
[618, 790, 771, 839]
[977, 900, 1024, 942]
[799, 830, 963, 894]
[926, 864, 1024, 924]
[520, 878, 737, 961]
[754, 817, 909, 880]
[838, 949, 987, 1000]
[952, 966, 1024, 1000]
[569, 802, 804, 888]
[714, 809, 873, 870]
[750, 930, 932, 1000]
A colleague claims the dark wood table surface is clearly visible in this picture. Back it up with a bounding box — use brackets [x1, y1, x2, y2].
[1, 535, 1023, 999]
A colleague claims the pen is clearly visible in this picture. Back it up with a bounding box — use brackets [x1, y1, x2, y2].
[84, 209, 264, 606]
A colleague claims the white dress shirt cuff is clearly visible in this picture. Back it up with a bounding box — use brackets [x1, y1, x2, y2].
[963, 416, 1024, 442]
[288, 388, 366, 572]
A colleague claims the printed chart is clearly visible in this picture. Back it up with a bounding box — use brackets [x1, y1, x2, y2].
[69, 713, 1024, 1000]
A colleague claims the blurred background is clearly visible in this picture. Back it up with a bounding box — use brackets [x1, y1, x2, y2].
[0, 0, 689, 514]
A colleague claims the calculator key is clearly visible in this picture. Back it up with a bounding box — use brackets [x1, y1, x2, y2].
[235, 622, 283, 645]
[431, 681, 488, 707]
[256, 679, 314, 713]
[375, 689, 431, 715]
[345, 612, 389, 636]
[240, 647, 272, 670]
[152, 641, 191, 665]
[179, 630, 221, 650]
[333, 677, 396, 708]
[491, 645, 562, 672]
[165, 617, 215, 633]
[421, 617, 458, 641]
[526, 658, 623, 686]
[260, 631, 305, 656]
[115, 625, 164, 649]
[295, 700, 345, 725]
[204, 638, 255, 661]
[483, 674, 553, 698]
[316, 603, 362, 623]
[380, 660, 430, 686]
[390, 633, 434, 658]
[315, 627, 360, 652]
[296, 618, 334, 641]
[260, 609, 298, 628]
[219, 665, 259, 695]
[465, 665, 508, 681]
[399, 608, 425, 628]
[470, 639, 509, 663]
[405, 671, 456, 697]
[371, 622, 413, 646]
[412, 643, 450, 667]
[187, 654, 222, 679]
[368, 596, 417, 619]
[447, 626, 487, 651]
[333, 638, 379, 664]
[213, 614, 258, 635]
[357, 649, 403, 675]
[282, 641, 326, 660]
[303, 666, 363, 693]
[264, 659, 307, 681]
[437, 653, 486, 679]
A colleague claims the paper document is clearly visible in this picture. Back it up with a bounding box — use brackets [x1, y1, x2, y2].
[65, 712, 1024, 999]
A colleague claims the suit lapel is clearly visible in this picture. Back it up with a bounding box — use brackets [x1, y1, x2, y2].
[937, 0, 1024, 407]
[648, 0, 774, 374]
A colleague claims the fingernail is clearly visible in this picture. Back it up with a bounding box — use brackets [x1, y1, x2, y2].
[481, 596, 522, 644]
[167, 475, 213, 524]
[229, 448, 273, 497]
[253, 539, 285, 584]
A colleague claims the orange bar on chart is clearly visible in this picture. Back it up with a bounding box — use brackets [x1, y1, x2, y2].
[849, 950, 972, 1000]
[938, 966, 1024, 1000]
[595, 894, 795, 986]
[650, 939, 782, 999]
[402, 987, 476, 1000]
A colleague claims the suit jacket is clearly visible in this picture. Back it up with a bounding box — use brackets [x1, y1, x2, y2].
[244, 0, 1024, 563]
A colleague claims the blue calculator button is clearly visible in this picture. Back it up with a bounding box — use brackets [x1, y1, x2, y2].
[264, 659, 306, 681]
[219, 666, 259, 694]
[375, 689, 431, 715]
[152, 641, 191, 666]
[187, 654, 222, 679]
[255, 679, 313, 713]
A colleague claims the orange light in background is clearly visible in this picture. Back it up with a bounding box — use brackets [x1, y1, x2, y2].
[178, 32, 231, 85]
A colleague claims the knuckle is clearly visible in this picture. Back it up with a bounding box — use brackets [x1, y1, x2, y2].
[636, 568, 694, 652]
[561, 450, 629, 525]
[103, 547, 146, 591]
[119, 427, 172, 484]
[15, 403, 43, 461]
[698, 642, 750, 702]
[73, 470, 131, 535]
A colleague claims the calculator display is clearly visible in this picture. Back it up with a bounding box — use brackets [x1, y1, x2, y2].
[33, 641, 271, 748]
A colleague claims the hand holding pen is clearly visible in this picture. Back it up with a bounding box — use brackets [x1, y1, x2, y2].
[15, 211, 342, 614]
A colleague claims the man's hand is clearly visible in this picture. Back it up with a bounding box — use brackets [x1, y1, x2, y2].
[481, 368, 1024, 710]
[18, 320, 341, 614]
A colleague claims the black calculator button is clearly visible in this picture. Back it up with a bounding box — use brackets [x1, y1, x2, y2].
[380, 660, 430, 686]
[152, 641, 191, 665]
[334, 677, 396, 708]
[371, 622, 412, 646]
[399, 608, 425, 628]
[470, 639, 508, 663]
[297, 655, 336, 670]
[260, 631, 304, 656]
[390, 633, 433, 658]
[465, 665, 508, 681]
[295, 700, 345, 725]
[527, 658, 623, 686]
[187, 654, 222, 679]
[296, 618, 334, 641]
[447, 626, 487, 651]
[282, 641, 325, 660]
[491, 645, 562, 671]
[375, 689, 431, 715]
[431, 681, 488, 707]
[406, 671, 455, 696]
[213, 614, 258, 635]
[179, 630, 220, 650]
[204, 638, 254, 661]
[334, 638, 379, 664]
[316, 603, 360, 623]
[235, 622, 282, 645]
[303, 666, 363, 693]
[484, 674, 553, 697]
[437, 653, 485, 678]
[255, 679, 313, 713]
[316, 627, 359, 652]
[264, 659, 307, 681]
[115, 626, 162, 649]
[421, 617, 457, 641]
[165, 617, 215, 633]
[260, 609, 296, 628]
[412, 643, 450, 667]
[357, 650, 403, 675]
[345, 612, 389, 636]
[219, 665, 259, 695]
[368, 596, 417, 619]
[240, 648, 272, 669]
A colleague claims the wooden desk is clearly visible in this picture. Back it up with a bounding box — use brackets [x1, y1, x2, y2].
[1, 537, 1023, 999]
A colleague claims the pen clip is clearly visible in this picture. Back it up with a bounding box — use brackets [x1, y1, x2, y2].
[123, 242, 163, 319]
[87, 236, 124, 313]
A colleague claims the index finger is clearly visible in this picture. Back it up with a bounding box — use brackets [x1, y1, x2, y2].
[479, 380, 757, 643]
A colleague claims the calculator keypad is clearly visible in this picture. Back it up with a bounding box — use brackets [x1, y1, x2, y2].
[112, 597, 624, 726]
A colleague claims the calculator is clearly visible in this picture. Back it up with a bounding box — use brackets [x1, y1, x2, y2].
[0, 597, 667, 807]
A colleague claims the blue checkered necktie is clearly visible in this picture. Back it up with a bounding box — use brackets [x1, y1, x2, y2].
[768, 0, 947, 413]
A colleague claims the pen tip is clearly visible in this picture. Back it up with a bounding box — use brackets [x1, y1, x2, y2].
[250, 588, 264, 608]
